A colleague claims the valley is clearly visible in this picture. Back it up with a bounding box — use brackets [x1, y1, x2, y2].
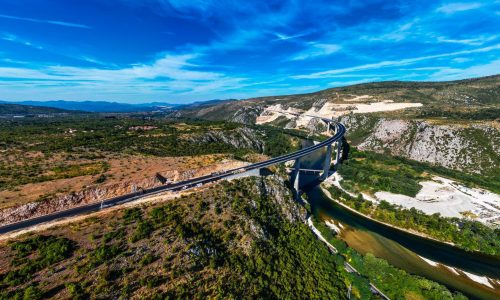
[1, 1, 499, 299]
[0, 75, 498, 299]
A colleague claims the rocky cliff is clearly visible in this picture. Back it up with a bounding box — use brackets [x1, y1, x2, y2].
[339, 114, 499, 176]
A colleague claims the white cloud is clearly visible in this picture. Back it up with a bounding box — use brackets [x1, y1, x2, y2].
[0, 14, 90, 29]
[293, 44, 500, 79]
[452, 57, 472, 63]
[436, 2, 482, 14]
[271, 29, 314, 41]
[2, 33, 44, 50]
[436, 35, 498, 46]
[290, 43, 341, 61]
[0, 52, 249, 101]
[328, 78, 382, 87]
[428, 59, 500, 80]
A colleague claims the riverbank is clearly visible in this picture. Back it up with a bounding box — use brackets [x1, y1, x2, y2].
[320, 183, 458, 247]
[298, 142, 500, 298]
[310, 184, 500, 298]
[306, 216, 390, 299]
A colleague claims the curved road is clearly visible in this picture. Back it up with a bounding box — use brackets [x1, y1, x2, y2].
[0, 116, 345, 235]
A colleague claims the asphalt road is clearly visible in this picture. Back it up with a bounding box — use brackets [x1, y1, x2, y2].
[0, 118, 345, 235]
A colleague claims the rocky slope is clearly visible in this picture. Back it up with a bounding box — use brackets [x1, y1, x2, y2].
[186, 127, 265, 152]
[172, 75, 499, 177]
[0, 159, 246, 226]
[340, 114, 499, 176]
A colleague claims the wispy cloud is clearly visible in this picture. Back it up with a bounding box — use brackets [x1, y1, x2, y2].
[328, 78, 382, 87]
[1, 33, 44, 50]
[436, 2, 482, 14]
[451, 57, 472, 63]
[428, 59, 500, 80]
[1, 33, 108, 66]
[436, 35, 498, 46]
[271, 30, 314, 42]
[0, 14, 90, 29]
[0, 52, 249, 100]
[290, 43, 341, 61]
[293, 44, 500, 79]
[361, 20, 418, 42]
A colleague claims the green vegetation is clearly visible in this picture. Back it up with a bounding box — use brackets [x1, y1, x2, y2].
[51, 162, 109, 179]
[0, 177, 354, 299]
[339, 149, 425, 197]
[324, 184, 500, 255]
[340, 148, 500, 195]
[0, 175, 479, 298]
[340, 114, 380, 145]
[313, 219, 467, 300]
[0, 160, 109, 191]
[418, 107, 500, 120]
[1, 235, 75, 290]
[0, 115, 299, 190]
[328, 75, 500, 105]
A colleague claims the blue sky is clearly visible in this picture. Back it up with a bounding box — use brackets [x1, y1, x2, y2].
[0, 0, 499, 103]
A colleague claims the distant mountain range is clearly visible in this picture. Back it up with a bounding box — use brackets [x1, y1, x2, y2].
[2, 75, 498, 114]
[0, 100, 182, 113]
[0, 99, 236, 113]
[0, 103, 75, 115]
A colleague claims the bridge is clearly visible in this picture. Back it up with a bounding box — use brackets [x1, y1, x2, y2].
[0, 112, 345, 234]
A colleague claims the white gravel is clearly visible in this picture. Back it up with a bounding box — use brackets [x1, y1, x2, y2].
[375, 176, 500, 226]
[418, 255, 498, 289]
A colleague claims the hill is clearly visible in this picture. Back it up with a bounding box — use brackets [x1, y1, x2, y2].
[172, 75, 499, 178]
[0, 175, 464, 299]
[175, 75, 500, 122]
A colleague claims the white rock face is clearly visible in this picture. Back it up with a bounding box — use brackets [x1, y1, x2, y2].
[257, 99, 423, 135]
[358, 119, 499, 174]
[256, 100, 499, 176]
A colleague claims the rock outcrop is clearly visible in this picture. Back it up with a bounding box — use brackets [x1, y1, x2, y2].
[254, 174, 305, 224]
[344, 116, 500, 176]
[187, 127, 265, 153]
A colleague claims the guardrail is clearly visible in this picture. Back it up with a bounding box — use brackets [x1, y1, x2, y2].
[0, 115, 345, 234]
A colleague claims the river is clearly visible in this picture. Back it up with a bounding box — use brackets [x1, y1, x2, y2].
[295, 142, 500, 299]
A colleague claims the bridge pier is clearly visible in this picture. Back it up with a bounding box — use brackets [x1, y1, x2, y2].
[321, 144, 332, 180]
[293, 158, 301, 200]
[334, 139, 343, 168]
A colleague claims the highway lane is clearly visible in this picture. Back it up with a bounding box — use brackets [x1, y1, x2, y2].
[0, 119, 345, 235]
